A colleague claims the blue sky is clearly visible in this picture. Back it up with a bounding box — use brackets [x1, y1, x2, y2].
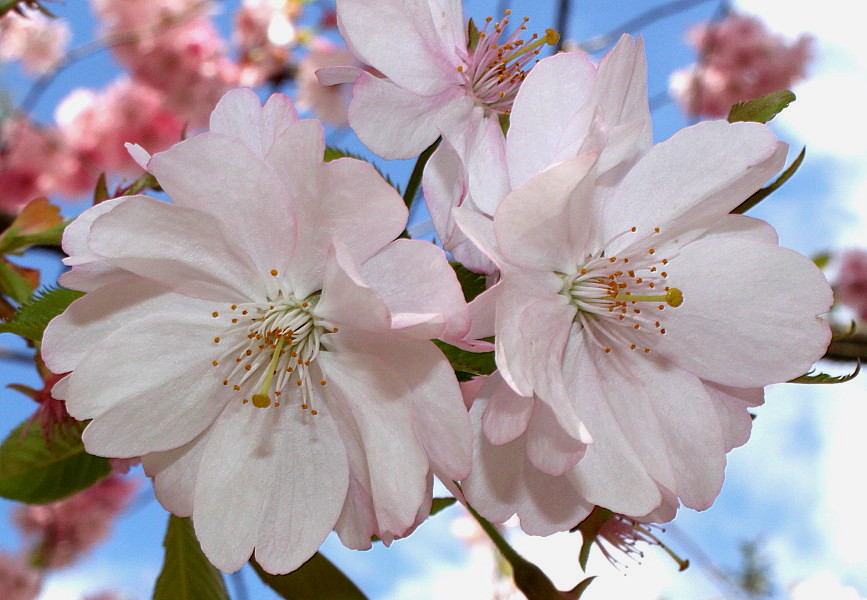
[2, 0, 866, 598]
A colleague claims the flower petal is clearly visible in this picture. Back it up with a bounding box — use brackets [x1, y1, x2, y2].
[208, 88, 299, 158]
[319, 351, 430, 537]
[658, 236, 833, 387]
[705, 383, 763, 452]
[495, 154, 597, 272]
[506, 51, 597, 189]
[142, 431, 209, 517]
[603, 120, 787, 255]
[147, 132, 296, 278]
[193, 400, 349, 574]
[317, 243, 391, 332]
[525, 398, 588, 476]
[86, 196, 263, 301]
[348, 71, 468, 159]
[337, 0, 463, 96]
[480, 374, 533, 445]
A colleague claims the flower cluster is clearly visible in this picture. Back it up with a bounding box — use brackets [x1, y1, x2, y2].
[834, 249, 867, 321]
[0, 5, 70, 74]
[670, 13, 812, 117]
[16, 0, 834, 585]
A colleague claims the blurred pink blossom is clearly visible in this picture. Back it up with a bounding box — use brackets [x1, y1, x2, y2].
[233, 0, 302, 86]
[296, 38, 358, 127]
[93, 0, 238, 125]
[56, 78, 185, 176]
[670, 13, 812, 117]
[0, 117, 84, 213]
[14, 475, 137, 568]
[0, 553, 40, 600]
[835, 249, 867, 321]
[0, 6, 70, 74]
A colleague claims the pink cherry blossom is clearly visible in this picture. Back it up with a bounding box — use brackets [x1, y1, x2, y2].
[423, 35, 651, 274]
[43, 89, 473, 574]
[0, 553, 40, 600]
[670, 13, 812, 118]
[14, 475, 136, 568]
[56, 78, 185, 177]
[834, 249, 867, 321]
[93, 0, 238, 126]
[457, 83, 831, 529]
[0, 6, 70, 75]
[321, 1, 559, 212]
[296, 38, 359, 127]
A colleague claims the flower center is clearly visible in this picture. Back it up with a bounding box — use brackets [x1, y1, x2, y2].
[211, 289, 335, 414]
[458, 11, 559, 114]
[560, 227, 683, 354]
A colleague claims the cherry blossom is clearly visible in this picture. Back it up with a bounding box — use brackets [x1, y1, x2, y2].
[320, 0, 559, 211]
[0, 6, 70, 75]
[0, 553, 40, 600]
[233, 0, 301, 86]
[458, 116, 832, 528]
[423, 34, 650, 274]
[43, 89, 473, 574]
[670, 13, 812, 118]
[834, 249, 867, 321]
[14, 475, 136, 568]
[296, 38, 358, 127]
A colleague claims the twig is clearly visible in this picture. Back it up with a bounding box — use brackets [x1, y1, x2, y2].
[553, 0, 572, 53]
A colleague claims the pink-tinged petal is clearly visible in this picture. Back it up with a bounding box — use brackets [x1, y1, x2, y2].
[316, 65, 362, 86]
[334, 475, 378, 550]
[60, 197, 134, 292]
[193, 400, 349, 574]
[428, 0, 465, 50]
[705, 383, 763, 452]
[68, 319, 228, 457]
[525, 398, 587, 476]
[361, 239, 469, 341]
[209, 88, 299, 158]
[452, 206, 503, 268]
[658, 237, 832, 387]
[423, 140, 468, 258]
[348, 72, 469, 159]
[701, 214, 779, 244]
[439, 107, 509, 216]
[480, 373, 533, 445]
[319, 351, 430, 537]
[563, 339, 662, 516]
[317, 243, 391, 332]
[43, 278, 187, 374]
[493, 271, 564, 397]
[495, 154, 597, 272]
[591, 35, 652, 166]
[142, 431, 209, 517]
[463, 284, 498, 347]
[506, 51, 597, 189]
[87, 196, 262, 301]
[273, 143, 406, 296]
[125, 143, 151, 170]
[336, 0, 463, 96]
[604, 121, 786, 255]
[147, 132, 296, 278]
[463, 397, 594, 535]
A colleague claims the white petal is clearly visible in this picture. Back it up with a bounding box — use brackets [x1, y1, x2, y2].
[87, 196, 263, 301]
[193, 400, 349, 574]
[209, 88, 299, 157]
[658, 236, 833, 387]
[142, 431, 209, 517]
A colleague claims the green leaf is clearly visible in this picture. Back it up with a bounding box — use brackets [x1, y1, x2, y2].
[93, 173, 110, 204]
[812, 250, 832, 270]
[0, 420, 111, 503]
[789, 360, 860, 384]
[153, 515, 230, 600]
[0, 286, 84, 341]
[0, 0, 20, 18]
[430, 496, 457, 516]
[251, 553, 368, 600]
[727, 90, 796, 124]
[467, 18, 481, 51]
[498, 112, 510, 136]
[732, 147, 805, 214]
[0, 259, 34, 304]
[452, 262, 488, 302]
[434, 340, 496, 379]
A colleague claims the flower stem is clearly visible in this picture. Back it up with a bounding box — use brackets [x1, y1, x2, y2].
[402, 138, 441, 209]
[465, 502, 573, 599]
